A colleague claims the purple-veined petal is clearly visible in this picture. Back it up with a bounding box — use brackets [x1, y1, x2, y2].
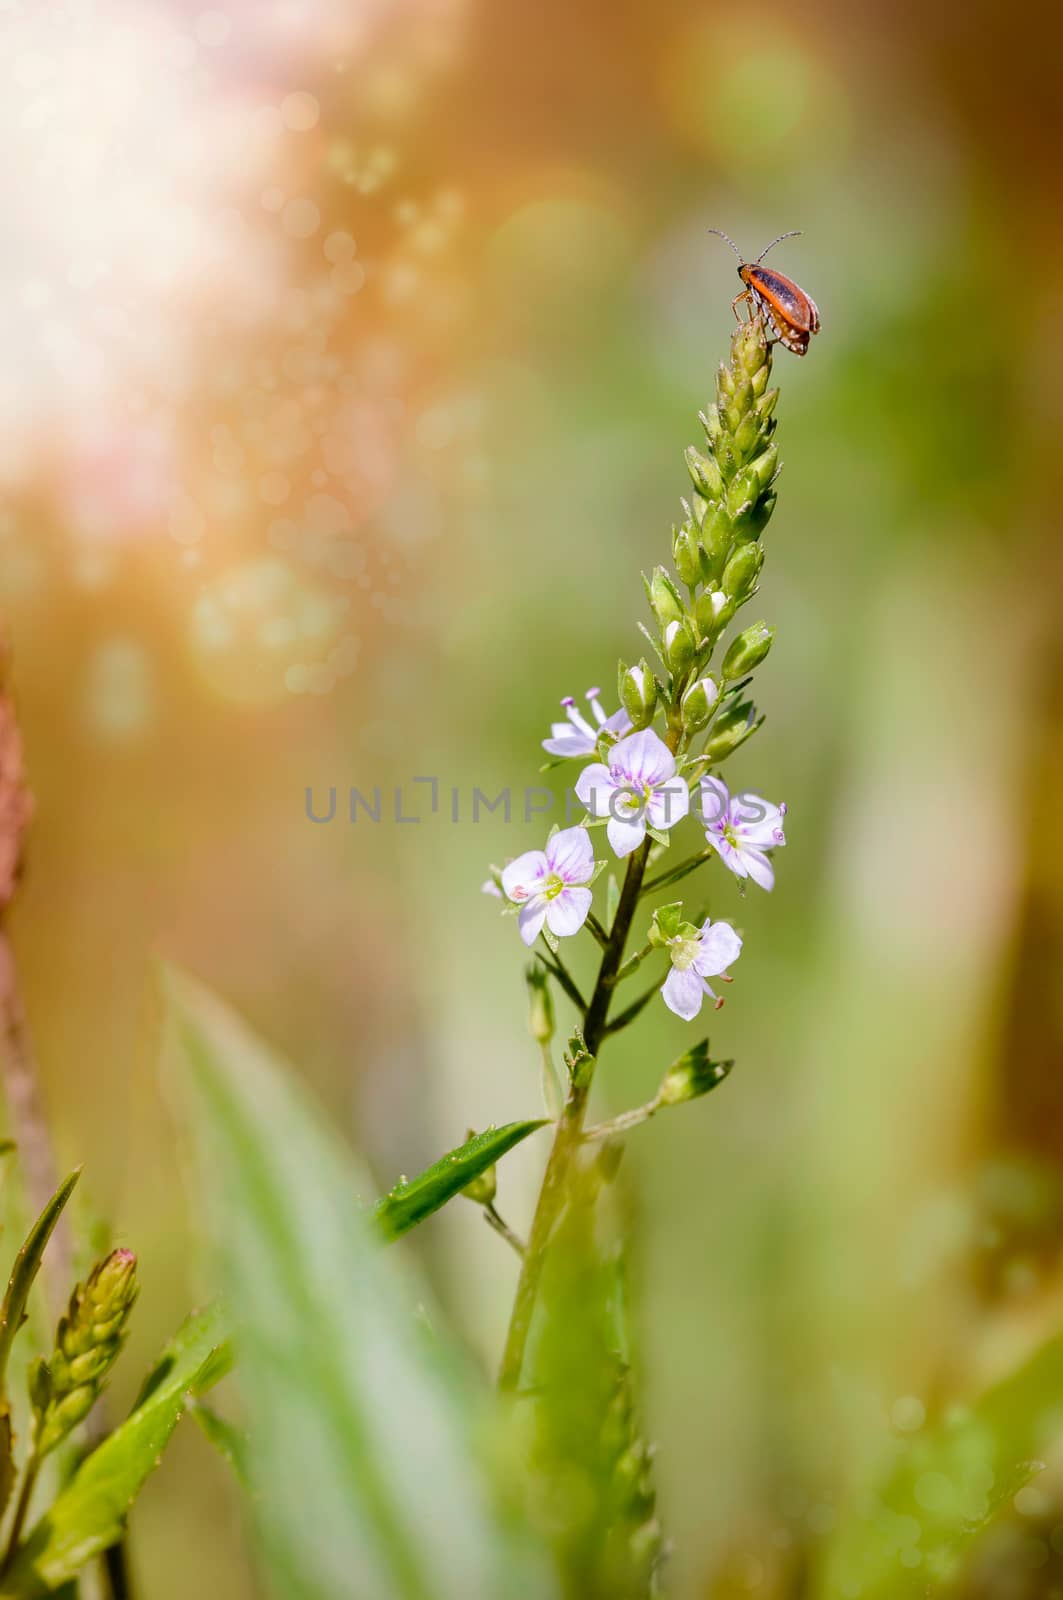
[611, 728, 675, 788]
[662, 967, 706, 1021]
[646, 781, 690, 832]
[693, 919, 743, 976]
[517, 897, 549, 946]
[501, 850, 549, 903]
[546, 825, 594, 884]
[732, 793, 786, 847]
[699, 775, 731, 828]
[606, 811, 647, 859]
[739, 846, 775, 891]
[601, 707, 633, 738]
[704, 832, 748, 879]
[546, 885, 592, 938]
[574, 762, 614, 815]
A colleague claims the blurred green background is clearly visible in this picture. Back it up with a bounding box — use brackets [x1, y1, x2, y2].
[2, 0, 1062, 1593]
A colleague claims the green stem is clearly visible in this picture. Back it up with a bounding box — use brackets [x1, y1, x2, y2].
[582, 1093, 663, 1141]
[483, 1204, 526, 1259]
[641, 847, 713, 897]
[498, 836, 652, 1391]
[1, 1453, 39, 1576]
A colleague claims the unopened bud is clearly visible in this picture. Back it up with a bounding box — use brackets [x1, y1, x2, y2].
[701, 700, 763, 764]
[646, 567, 684, 630]
[460, 1131, 497, 1206]
[525, 965, 554, 1046]
[722, 621, 774, 680]
[721, 541, 764, 602]
[680, 676, 719, 733]
[620, 661, 658, 730]
[659, 1041, 734, 1106]
[684, 446, 722, 501]
[695, 588, 734, 637]
[662, 618, 695, 677]
[671, 522, 702, 587]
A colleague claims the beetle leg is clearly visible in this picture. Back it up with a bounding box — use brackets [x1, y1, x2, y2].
[731, 289, 752, 325]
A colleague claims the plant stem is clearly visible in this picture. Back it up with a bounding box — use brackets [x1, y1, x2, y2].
[498, 835, 652, 1391]
[483, 1204, 526, 1258]
[1, 1452, 39, 1575]
[583, 1093, 663, 1141]
[641, 848, 713, 897]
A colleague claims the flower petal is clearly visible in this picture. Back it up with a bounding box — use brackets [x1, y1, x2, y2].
[699, 775, 731, 828]
[731, 792, 786, 847]
[542, 725, 594, 758]
[646, 781, 689, 832]
[546, 826, 594, 884]
[501, 850, 548, 903]
[574, 762, 613, 815]
[546, 886, 592, 938]
[610, 728, 675, 788]
[517, 898, 548, 946]
[662, 967, 705, 1021]
[740, 846, 775, 891]
[606, 811, 647, 858]
[693, 919, 743, 976]
[705, 832, 748, 879]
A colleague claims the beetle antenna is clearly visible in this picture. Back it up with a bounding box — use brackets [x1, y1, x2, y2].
[706, 227, 745, 263]
[756, 230, 802, 262]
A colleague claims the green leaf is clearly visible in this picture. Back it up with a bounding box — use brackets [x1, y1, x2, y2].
[4, 1303, 228, 1596]
[373, 1122, 546, 1242]
[160, 965, 556, 1600]
[0, 1170, 80, 1397]
[816, 1333, 1063, 1600]
[187, 1399, 249, 1488]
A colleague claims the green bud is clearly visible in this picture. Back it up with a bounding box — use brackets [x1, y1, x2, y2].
[684, 445, 722, 501]
[659, 1041, 734, 1106]
[680, 675, 719, 733]
[620, 660, 658, 730]
[34, 1249, 139, 1458]
[722, 621, 774, 680]
[671, 521, 702, 587]
[524, 965, 554, 1046]
[701, 699, 763, 764]
[662, 618, 695, 677]
[695, 588, 734, 637]
[648, 903, 684, 947]
[461, 1135, 497, 1208]
[721, 541, 764, 601]
[698, 505, 733, 574]
[646, 567, 684, 629]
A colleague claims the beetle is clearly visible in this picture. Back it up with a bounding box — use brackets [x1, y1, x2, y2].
[708, 229, 820, 356]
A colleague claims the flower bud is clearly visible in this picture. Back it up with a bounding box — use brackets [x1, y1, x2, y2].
[721, 541, 764, 601]
[722, 621, 774, 680]
[659, 1041, 733, 1106]
[524, 965, 554, 1046]
[698, 506, 732, 574]
[671, 522, 702, 587]
[684, 445, 722, 501]
[646, 567, 684, 629]
[620, 660, 658, 730]
[680, 676, 719, 733]
[662, 619, 695, 677]
[695, 588, 734, 637]
[460, 1132, 497, 1206]
[701, 699, 763, 764]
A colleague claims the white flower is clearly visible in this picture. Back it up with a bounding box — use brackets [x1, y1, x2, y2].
[700, 776, 787, 890]
[575, 728, 689, 858]
[542, 687, 631, 759]
[501, 826, 595, 947]
[661, 918, 743, 1020]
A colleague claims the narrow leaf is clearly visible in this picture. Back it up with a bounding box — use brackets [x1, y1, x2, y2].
[373, 1122, 546, 1241]
[4, 1304, 228, 1596]
[187, 1399, 249, 1488]
[161, 965, 556, 1600]
[0, 1169, 80, 1396]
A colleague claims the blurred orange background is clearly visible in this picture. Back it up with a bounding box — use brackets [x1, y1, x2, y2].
[2, 0, 1062, 1593]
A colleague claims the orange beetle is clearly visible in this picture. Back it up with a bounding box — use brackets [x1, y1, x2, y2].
[708, 229, 821, 356]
